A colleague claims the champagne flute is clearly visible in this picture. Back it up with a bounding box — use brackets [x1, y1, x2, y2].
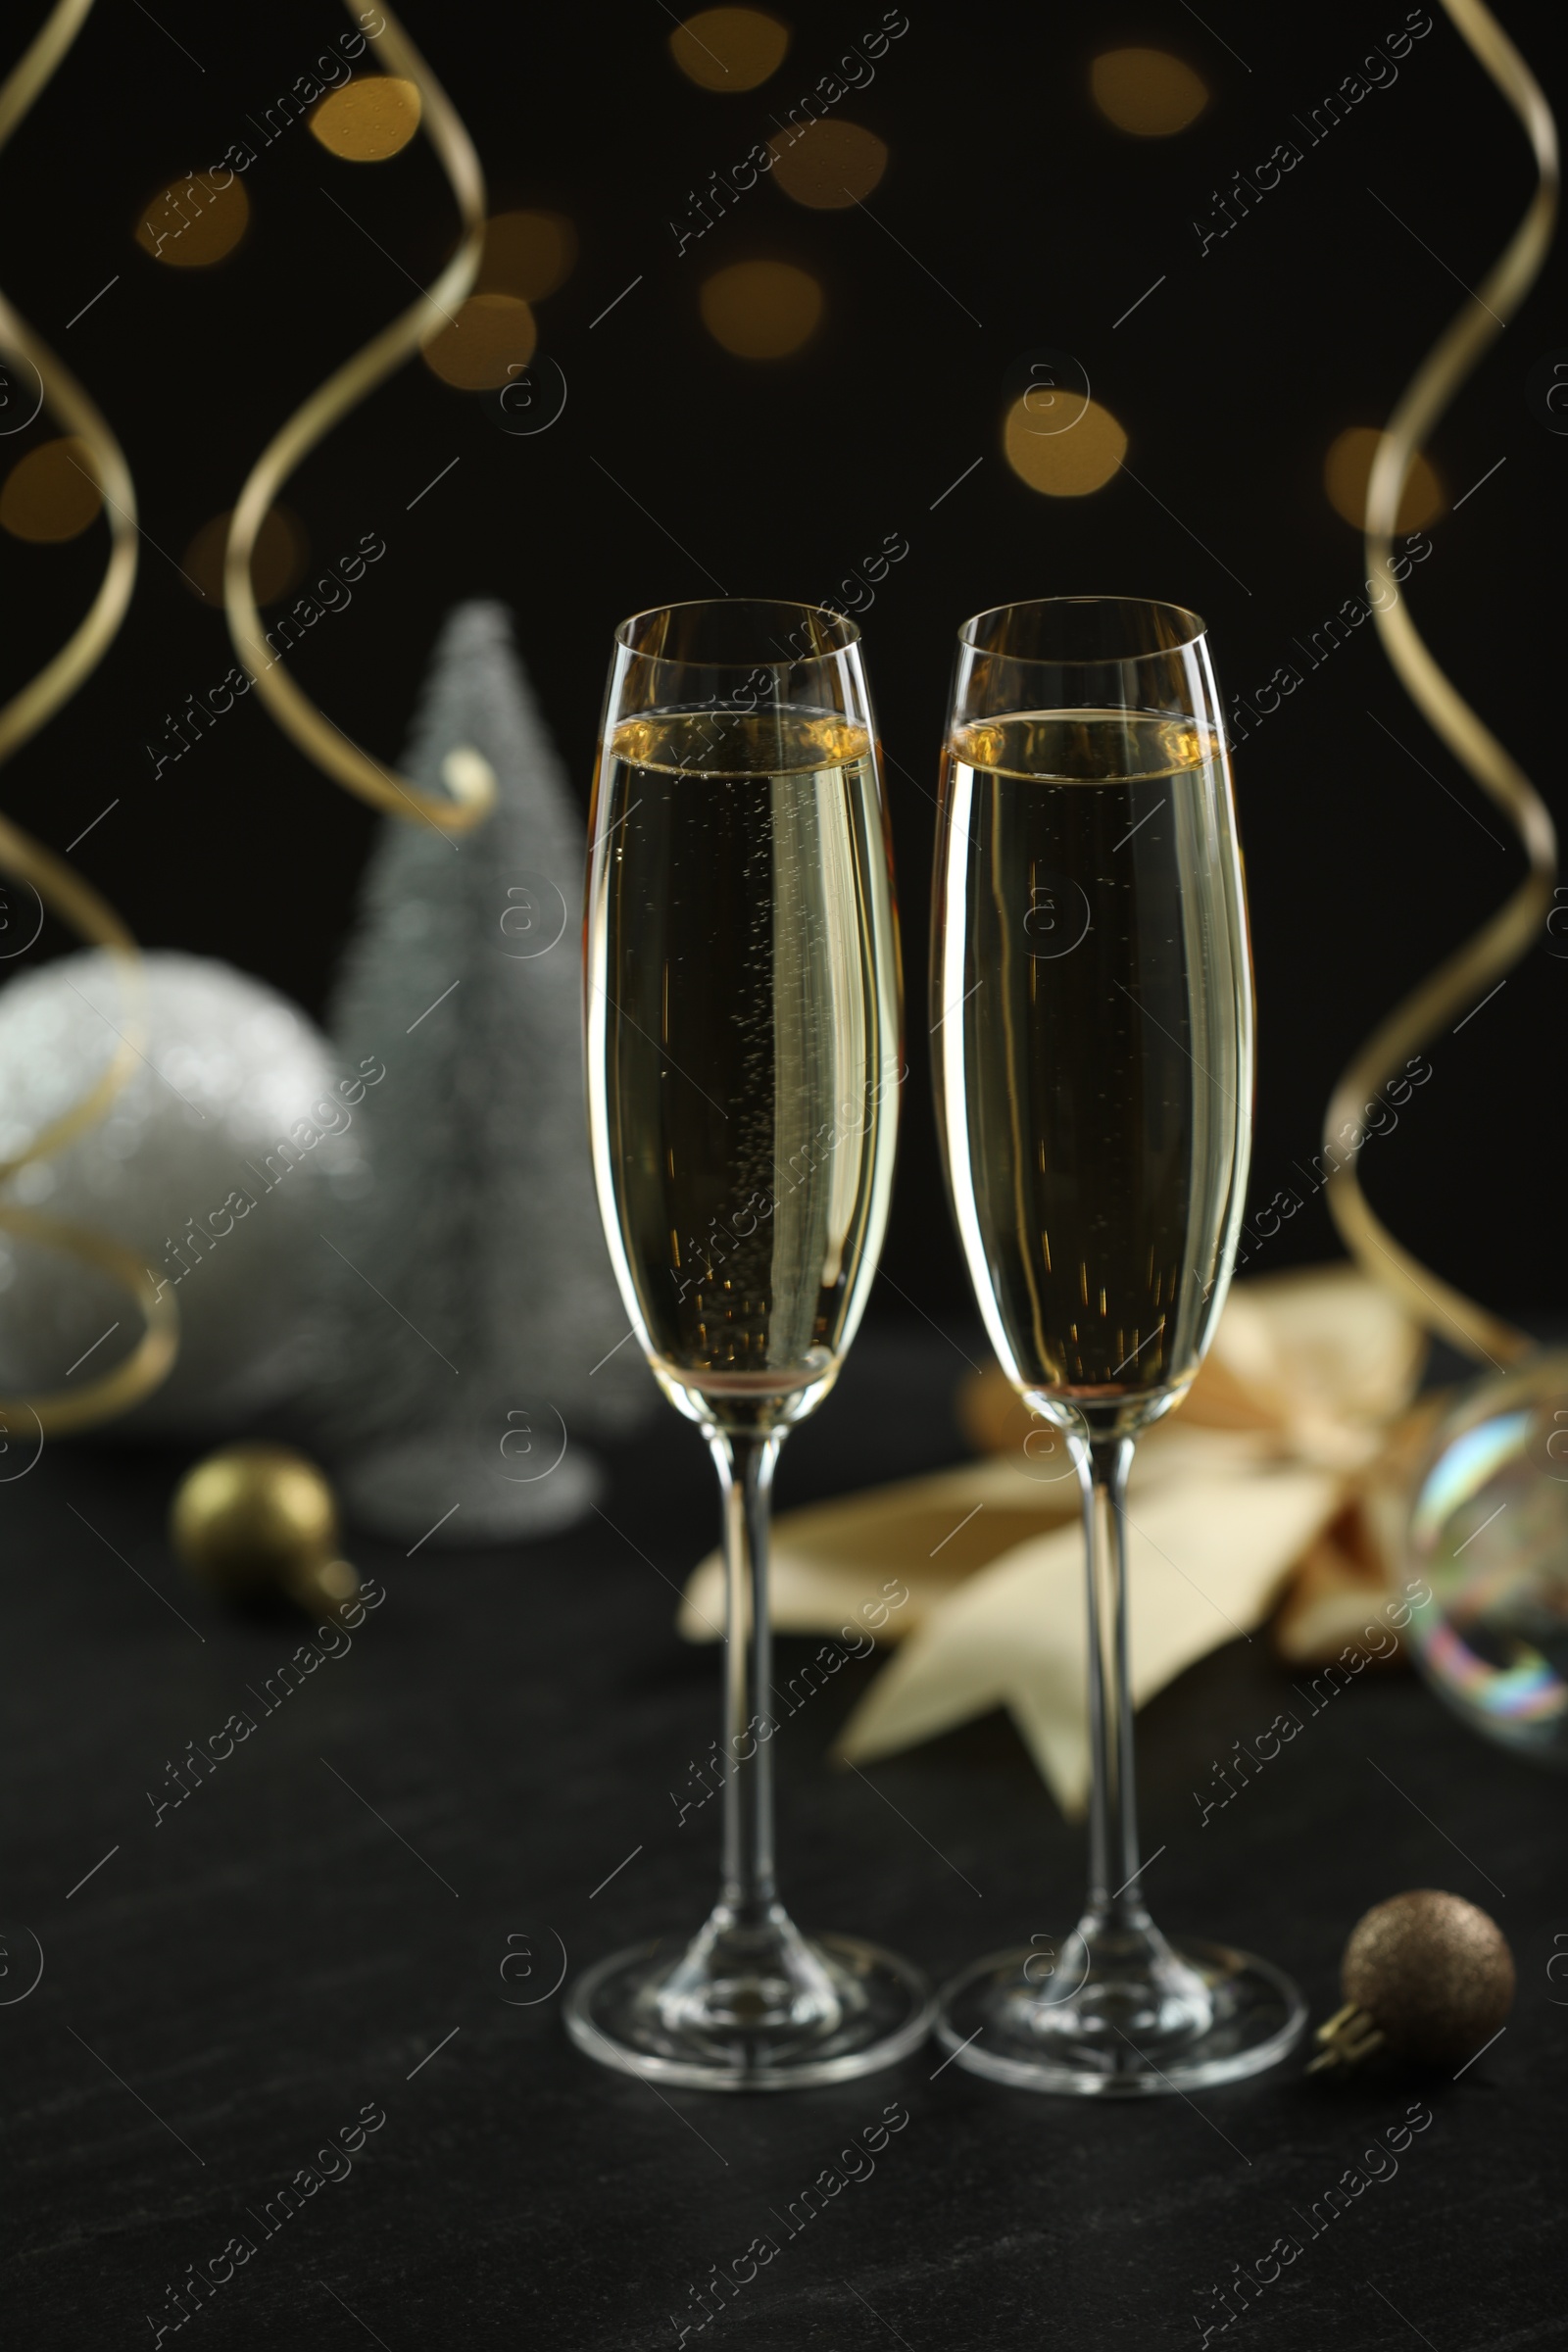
[566, 597, 934, 2089]
[930, 595, 1305, 2093]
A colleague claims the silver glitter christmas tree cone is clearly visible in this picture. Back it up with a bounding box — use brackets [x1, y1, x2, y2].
[315, 602, 654, 1544]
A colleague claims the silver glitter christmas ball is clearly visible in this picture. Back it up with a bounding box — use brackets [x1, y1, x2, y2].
[0, 951, 372, 1434]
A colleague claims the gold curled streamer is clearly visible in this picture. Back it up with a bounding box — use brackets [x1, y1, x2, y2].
[224, 0, 497, 833]
[1325, 0, 1558, 1367]
[0, 0, 177, 1428]
[0, 1211, 177, 1435]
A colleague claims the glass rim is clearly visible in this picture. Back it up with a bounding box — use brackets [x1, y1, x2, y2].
[613, 596, 862, 669]
[956, 593, 1207, 663]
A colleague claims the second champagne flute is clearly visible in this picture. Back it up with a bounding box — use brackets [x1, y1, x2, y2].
[929, 593, 1305, 2093]
[567, 597, 934, 2089]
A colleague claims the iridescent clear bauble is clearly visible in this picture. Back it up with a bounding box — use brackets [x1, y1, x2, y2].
[1405, 1352, 1568, 1763]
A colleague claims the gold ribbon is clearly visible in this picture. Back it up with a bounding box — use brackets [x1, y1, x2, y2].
[223, 0, 497, 834]
[677, 1268, 1431, 1812]
[0, 0, 176, 1433]
[1328, 0, 1558, 1367]
[0, 1209, 176, 1436]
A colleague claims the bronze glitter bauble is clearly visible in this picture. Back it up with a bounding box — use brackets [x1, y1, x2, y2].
[1326, 1889, 1514, 2069]
[171, 1444, 360, 1618]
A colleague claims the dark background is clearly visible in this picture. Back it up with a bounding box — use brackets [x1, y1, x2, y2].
[1, 0, 1564, 1335]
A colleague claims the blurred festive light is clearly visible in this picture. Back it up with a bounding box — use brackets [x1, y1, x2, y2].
[475, 210, 578, 301]
[134, 172, 250, 268]
[309, 74, 422, 161]
[183, 507, 308, 608]
[0, 437, 102, 542]
[1091, 49, 1208, 136]
[669, 7, 789, 92]
[767, 119, 888, 209]
[1004, 394, 1127, 496]
[422, 292, 538, 389]
[701, 260, 821, 357]
[1324, 425, 1445, 531]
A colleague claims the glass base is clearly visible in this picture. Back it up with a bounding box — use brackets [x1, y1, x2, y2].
[935, 1931, 1305, 2095]
[565, 1904, 935, 2090]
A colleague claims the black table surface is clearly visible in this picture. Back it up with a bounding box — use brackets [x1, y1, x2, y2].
[5, 1325, 1561, 2351]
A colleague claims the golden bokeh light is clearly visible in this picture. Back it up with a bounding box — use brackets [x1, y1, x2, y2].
[670, 7, 789, 91]
[1324, 426, 1445, 532]
[183, 507, 308, 607]
[0, 437, 102, 543]
[134, 172, 250, 268]
[701, 261, 821, 358]
[422, 293, 538, 390]
[475, 210, 578, 301]
[309, 75, 422, 162]
[1004, 394, 1128, 497]
[767, 119, 888, 209]
[1091, 49, 1208, 136]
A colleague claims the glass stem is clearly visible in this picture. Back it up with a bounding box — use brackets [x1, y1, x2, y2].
[1078, 1433, 1149, 1935]
[710, 1429, 782, 1929]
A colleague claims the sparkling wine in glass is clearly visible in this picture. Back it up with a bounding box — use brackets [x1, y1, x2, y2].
[930, 595, 1305, 2093]
[566, 597, 934, 2089]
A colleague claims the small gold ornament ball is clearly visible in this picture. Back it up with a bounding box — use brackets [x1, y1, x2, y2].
[1342, 1888, 1514, 2065]
[171, 1444, 360, 1617]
